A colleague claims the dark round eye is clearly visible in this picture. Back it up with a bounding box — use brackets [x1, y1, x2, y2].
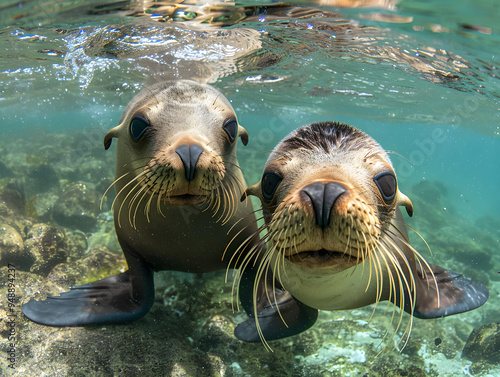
[373, 171, 397, 203]
[261, 171, 282, 200]
[129, 116, 150, 142]
[223, 118, 237, 143]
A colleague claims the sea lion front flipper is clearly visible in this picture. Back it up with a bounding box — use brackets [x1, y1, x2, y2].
[22, 256, 154, 326]
[234, 262, 318, 342]
[410, 263, 489, 319]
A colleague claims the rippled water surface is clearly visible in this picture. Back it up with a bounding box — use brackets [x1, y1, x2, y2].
[1, 0, 499, 376]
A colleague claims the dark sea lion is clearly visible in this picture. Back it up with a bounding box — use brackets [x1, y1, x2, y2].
[233, 121, 488, 347]
[22, 80, 258, 325]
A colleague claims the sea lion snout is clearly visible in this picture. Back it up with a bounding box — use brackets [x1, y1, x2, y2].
[300, 181, 347, 229]
[175, 144, 204, 181]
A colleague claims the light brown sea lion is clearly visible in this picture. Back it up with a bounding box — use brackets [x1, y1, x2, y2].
[233, 121, 488, 346]
[23, 80, 258, 325]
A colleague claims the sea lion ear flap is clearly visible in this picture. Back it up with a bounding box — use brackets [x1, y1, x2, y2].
[104, 125, 121, 150]
[397, 191, 414, 217]
[238, 125, 249, 146]
[241, 182, 261, 202]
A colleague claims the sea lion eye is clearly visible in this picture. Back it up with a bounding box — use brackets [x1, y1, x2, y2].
[373, 171, 397, 203]
[223, 118, 237, 143]
[261, 171, 282, 200]
[129, 116, 150, 142]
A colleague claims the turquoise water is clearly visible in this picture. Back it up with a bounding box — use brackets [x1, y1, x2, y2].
[1, 0, 499, 375]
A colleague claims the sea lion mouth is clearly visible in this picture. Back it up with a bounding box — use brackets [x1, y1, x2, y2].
[286, 248, 361, 266]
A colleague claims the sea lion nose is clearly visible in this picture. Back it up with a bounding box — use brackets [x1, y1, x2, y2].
[175, 144, 204, 181]
[301, 182, 347, 229]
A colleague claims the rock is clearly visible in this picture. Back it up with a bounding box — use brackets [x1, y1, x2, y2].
[24, 223, 68, 275]
[0, 185, 26, 218]
[0, 160, 14, 178]
[47, 245, 126, 287]
[52, 182, 100, 232]
[198, 315, 236, 352]
[462, 322, 500, 364]
[64, 230, 88, 260]
[26, 163, 59, 193]
[0, 223, 31, 270]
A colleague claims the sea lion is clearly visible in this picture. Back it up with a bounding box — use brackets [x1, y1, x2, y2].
[22, 80, 258, 325]
[233, 121, 488, 346]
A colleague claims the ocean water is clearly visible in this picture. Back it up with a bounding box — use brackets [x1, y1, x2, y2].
[1, 0, 499, 376]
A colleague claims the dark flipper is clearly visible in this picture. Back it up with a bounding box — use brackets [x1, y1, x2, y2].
[234, 262, 318, 342]
[409, 263, 489, 319]
[22, 256, 154, 326]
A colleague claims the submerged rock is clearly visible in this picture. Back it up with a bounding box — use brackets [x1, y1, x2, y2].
[0, 160, 14, 178]
[24, 223, 68, 275]
[26, 163, 59, 193]
[0, 185, 26, 218]
[0, 223, 30, 270]
[462, 322, 500, 364]
[52, 182, 100, 232]
[47, 245, 126, 287]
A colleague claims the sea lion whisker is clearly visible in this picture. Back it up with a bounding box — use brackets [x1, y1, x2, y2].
[226, 172, 247, 200]
[117, 175, 148, 228]
[111, 169, 149, 213]
[213, 185, 223, 218]
[127, 175, 150, 210]
[215, 183, 229, 224]
[224, 177, 237, 222]
[129, 182, 150, 229]
[222, 174, 240, 224]
[133, 185, 152, 228]
[101, 170, 138, 210]
[223, 177, 238, 224]
[275, 235, 289, 294]
[400, 220, 433, 256]
[155, 177, 170, 218]
[217, 158, 243, 174]
[230, 243, 261, 311]
[216, 181, 230, 223]
[140, 169, 164, 222]
[365, 249, 385, 324]
[363, 235, 379, 294]
[227, 228, 269, 288]
[381, 226, 439, 305]
[225, 210, 261, 242]
[271, 245, 289, 329]
[230, 237, 267, 311]
[378, 234, 418, 332]
[379, 233, 417, 294]
[376, 240, 415, 350]
[223, 217, 264, 267]
[262, 244, 278, 308]
[373, 244, 387, 308]
[372, 245, 409, 352]
[252, 248, 276, 351]
[144, 189, 156, 223]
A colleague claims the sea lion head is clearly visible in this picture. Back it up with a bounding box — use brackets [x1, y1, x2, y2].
[244, 121, 413, 274]
[103, 80, 249, 224]
[245, 122, 413, 310]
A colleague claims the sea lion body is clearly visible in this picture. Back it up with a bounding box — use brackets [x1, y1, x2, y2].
[108, 81, 253, 273]
[235, 122, 488, 344]
[23, 80, 257, 325]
